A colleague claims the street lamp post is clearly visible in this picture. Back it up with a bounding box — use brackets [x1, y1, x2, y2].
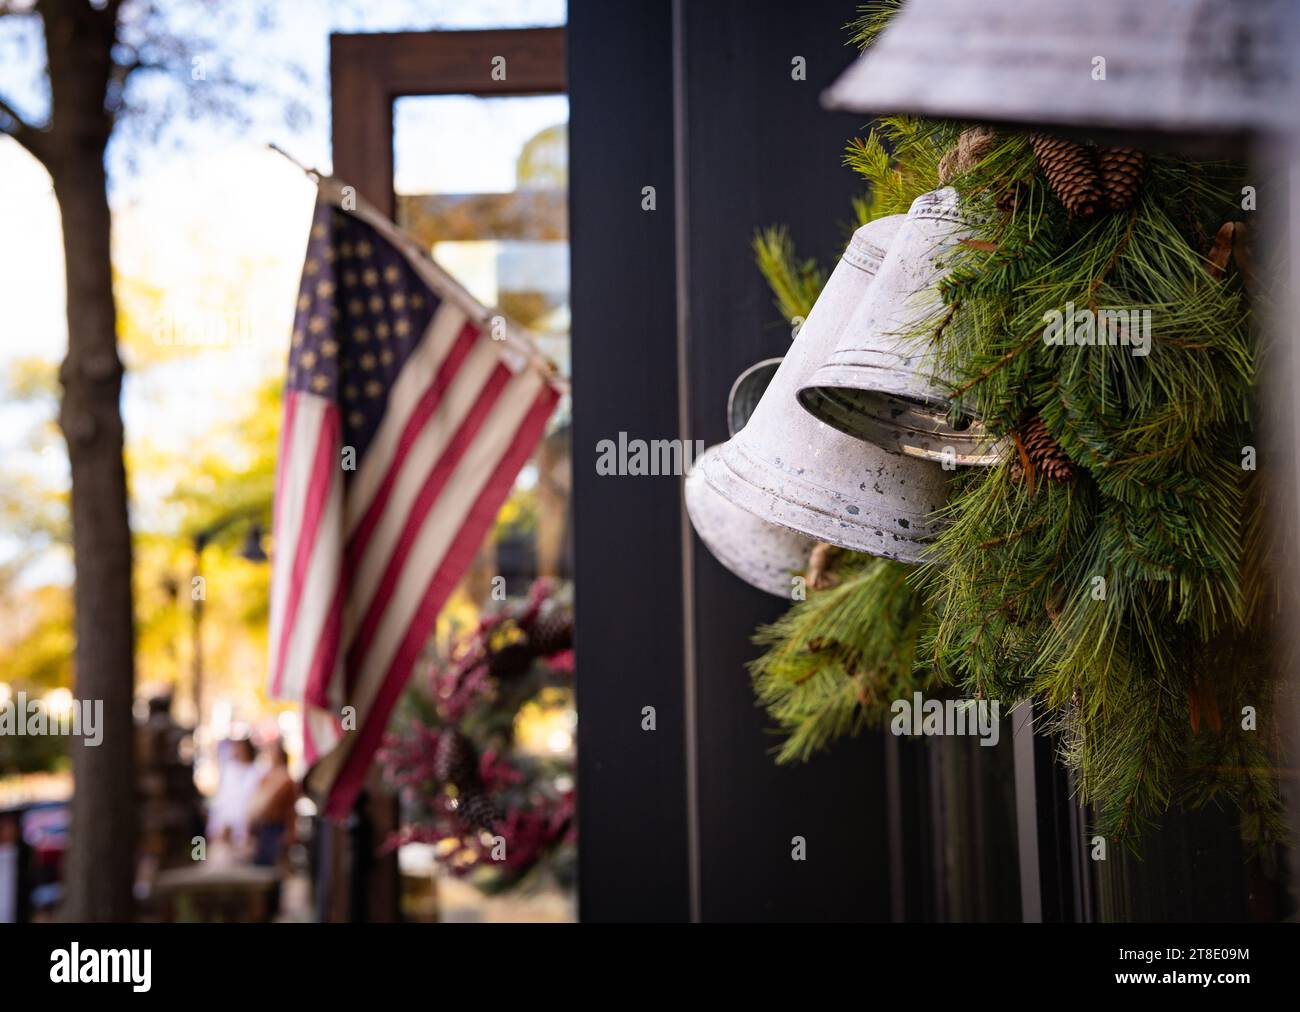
[188, 517, 267, 730]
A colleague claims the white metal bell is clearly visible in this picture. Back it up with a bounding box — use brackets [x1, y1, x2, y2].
[798, 188, 1003, 467]
[822, 0, 1297, 154]
[700, 214, 953, 564]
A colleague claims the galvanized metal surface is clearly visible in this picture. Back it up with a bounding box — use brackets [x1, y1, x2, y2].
[798, 188, 1004, 466]
[726, 358, 783, 437]
[823, 0, 1297, 152]
[685, 444, 814, 599]
[687, 354, 813, 599]
[702, 214, 952, 563]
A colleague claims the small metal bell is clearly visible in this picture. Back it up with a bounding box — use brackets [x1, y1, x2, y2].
[798, 188, 1003, 467]
[700, 214, 952, 564]
[727, 358, 782, 437]
[822, 0, 1297, 154]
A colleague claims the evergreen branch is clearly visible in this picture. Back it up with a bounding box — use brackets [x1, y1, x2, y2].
[752, 226, 825, 323]
[949, 331, 1042, 397]
[846, 1, 903, 50]
[1086, 207, 1137, 312]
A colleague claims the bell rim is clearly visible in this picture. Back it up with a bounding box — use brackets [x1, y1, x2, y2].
[797, 361, 1006, 466]
[703, 434, 946, 565]
[726, 357, 784, 438]
[684, 451, 814, 598]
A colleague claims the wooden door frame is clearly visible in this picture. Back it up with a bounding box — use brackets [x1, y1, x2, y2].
[330, 28, 566, 219]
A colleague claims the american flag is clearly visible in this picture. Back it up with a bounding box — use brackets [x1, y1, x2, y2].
[269, 183, 563, 820]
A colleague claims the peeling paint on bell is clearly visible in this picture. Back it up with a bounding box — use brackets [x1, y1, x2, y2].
[798, 188, 1004, 467]
[700, 214, 952, 564]
[822, 0, 1298, 154]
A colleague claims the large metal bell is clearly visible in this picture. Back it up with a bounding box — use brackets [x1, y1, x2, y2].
[822, 0, 1297, 154]
[798, 188, 1002, 467]
[685, 358, 814, 599]
[699, 214, 952, 564]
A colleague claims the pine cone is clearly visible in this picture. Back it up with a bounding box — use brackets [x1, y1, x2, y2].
[1018, 414, 1074, 483]
[997, 180, 1027, 214]
[456, 790, 502, 834]
[1097, 146, 1145, 212]
[433, 729, 479, 788]
[528, 606, 574, 657]
[1030, 134, 1102, 217]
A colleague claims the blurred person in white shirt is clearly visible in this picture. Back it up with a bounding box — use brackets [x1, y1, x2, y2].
[206, 737, 261, 862]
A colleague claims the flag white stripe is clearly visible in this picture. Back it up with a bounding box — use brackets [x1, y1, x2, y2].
[304, 703, 343, 766]
[268, 395, 335, 691]
[342, 339, 504, 643]
[277, 480, 343, 702]
[345, 303, 470, 535]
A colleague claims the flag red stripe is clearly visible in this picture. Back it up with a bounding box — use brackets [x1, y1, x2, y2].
[324, 385, 560, 819]
[270, 407, 340, 697]
[343, 361, 513, 686]
[344, 319, 480, 572]
[302, 581, 344, 709]
[302, 703, 318, 765]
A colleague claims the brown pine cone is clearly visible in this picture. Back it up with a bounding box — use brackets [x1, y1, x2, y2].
[456, 790, 503, 834]
[1018, 414, 1074, 483]
[1030, 134, 1102, 217]
[997, 180, 1027, 214]
[1097, 146, 1145, 212]
[528, 605, 574, 657]
[433, 729, 479, 788]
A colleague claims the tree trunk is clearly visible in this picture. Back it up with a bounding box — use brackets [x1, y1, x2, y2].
[43, 0, 137, 922]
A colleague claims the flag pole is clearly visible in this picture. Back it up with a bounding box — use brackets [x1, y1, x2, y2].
[266, 141, 321, 180]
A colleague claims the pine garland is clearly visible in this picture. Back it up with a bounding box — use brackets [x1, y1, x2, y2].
[747, 112, 1283, 846]
[752, 226, 825, 323]
[749, 556, 937, 763]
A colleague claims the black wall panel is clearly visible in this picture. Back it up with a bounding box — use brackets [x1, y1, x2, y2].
[570, 0, 892, 921]
[569, 0, 691, 922]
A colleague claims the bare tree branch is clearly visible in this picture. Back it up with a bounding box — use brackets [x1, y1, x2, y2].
[0, 91, 47, 162]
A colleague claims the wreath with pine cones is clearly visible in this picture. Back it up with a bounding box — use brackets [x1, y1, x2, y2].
[747, 41, 1280, 850]
[379, 578, 576, 892]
